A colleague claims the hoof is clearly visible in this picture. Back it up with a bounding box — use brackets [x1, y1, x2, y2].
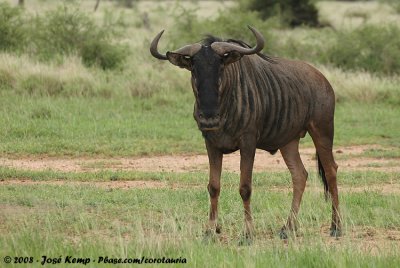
[279, 229, 288, 240]
[216, 225, 222, 234]
[238, 234, 253, 246]
[330, 228, 342, 238]
[202, 229, 217, 244]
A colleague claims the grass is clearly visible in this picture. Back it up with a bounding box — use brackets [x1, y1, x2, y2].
[361, 148, 400, 159]
[1, 181, 400, 267]
[0, 92, 399, 156]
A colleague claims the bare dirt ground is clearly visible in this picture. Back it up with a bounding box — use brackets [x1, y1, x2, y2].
[1, 145, 399, 192]
[1, 145, 399, 174]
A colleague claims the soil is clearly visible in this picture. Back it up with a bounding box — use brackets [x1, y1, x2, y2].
[1, 145, 399, 174]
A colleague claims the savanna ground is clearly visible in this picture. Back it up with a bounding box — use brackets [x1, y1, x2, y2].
[1, 0, 400, 267]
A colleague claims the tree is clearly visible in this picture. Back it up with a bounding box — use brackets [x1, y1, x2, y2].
[94, 0, 100, 12]
[247, 0, 320, 27]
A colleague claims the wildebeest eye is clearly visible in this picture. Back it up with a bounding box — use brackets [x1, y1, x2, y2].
[223, 53, 229, 57]
[184, 55, 191, 60]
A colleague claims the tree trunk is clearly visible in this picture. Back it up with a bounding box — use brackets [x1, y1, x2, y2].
[94, 0, 100, 12]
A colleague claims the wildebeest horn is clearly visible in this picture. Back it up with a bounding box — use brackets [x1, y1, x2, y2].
[211, 26, 265, 56]
[169, 44, 202, 57]
[150, 30, 202, 60]
[150, 30, 168, 60]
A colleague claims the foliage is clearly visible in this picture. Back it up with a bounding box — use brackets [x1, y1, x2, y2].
[245, 0, 320, 27]
[0, 2, 26, 52]
[80, 38, 127, 70]
[29, 7, 128, 69]
[0, 3, 128, 70]
[170, 4, 400, 75]
[327, 24, 400, 75]
[169, 5, 278, 51]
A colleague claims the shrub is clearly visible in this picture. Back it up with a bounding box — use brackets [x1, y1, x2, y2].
[327, 24, 400, 75]
[81, 39, 127, 70]
[0, 2, 26, 51]
[29, 7, 128, 69]
[169, 6, 278, 53]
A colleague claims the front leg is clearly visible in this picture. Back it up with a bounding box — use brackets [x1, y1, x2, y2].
[205, 140, 223, 235]
[239, 135, 257, 242]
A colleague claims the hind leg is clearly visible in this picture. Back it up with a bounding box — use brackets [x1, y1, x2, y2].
[279, 138, 308, 239]
[309, 121, 341, 237]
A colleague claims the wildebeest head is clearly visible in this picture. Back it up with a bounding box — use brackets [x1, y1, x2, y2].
[150, 26, 265, 131]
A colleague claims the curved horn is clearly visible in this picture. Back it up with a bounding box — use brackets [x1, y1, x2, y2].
[150, 30, 168, 60]
[169, 43, 201, 57]
[211, 26, 265, 56]
[151, 30, 202, 60]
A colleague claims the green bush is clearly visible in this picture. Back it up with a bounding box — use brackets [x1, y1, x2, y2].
[170, 5, 400, 75]
[81, 39, 127, 70]
[169, 6, 278, 53]
[327, 24, 400, 75]
[0, 2, 26, 51]
[29, 7, 128, 69]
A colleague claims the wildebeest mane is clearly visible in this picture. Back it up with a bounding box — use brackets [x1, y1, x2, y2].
[201, 35, 276, 63]
[202, 35, 222, 46]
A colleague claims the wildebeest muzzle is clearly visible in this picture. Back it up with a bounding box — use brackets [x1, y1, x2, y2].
[196, 111, 221, 131]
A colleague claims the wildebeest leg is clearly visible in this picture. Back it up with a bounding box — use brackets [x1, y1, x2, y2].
[308, 122, 342, 237]
[205, 140, 223, 235]
[239, 136, 257, 243]
[279, 138, 308, 239]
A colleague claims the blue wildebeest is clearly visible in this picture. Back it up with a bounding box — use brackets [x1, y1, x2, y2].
[150, 26, 341, 241]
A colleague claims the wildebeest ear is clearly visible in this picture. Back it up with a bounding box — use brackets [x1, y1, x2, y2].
[166, 52, 192, 70]
[222, 51, 242, 65]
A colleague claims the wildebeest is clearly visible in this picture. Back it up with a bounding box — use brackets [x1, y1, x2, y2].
[150, 26, 341, 241]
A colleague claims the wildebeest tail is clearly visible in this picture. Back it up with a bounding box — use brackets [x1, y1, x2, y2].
[317, 152, 329, 201]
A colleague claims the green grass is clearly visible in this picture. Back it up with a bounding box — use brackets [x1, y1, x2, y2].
[1, 183, 399, 267]
[0, 92, 399, 156]
[360, 148, 400, 159]
[0, 92, 203, 156]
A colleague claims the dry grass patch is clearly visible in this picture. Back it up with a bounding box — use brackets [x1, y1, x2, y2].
[318, 1, 400, 29]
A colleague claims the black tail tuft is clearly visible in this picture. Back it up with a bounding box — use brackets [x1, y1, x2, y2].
[317, 153, 330, 201]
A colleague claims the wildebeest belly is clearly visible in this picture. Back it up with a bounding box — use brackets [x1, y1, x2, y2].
[256, 124, 308, 152]
[202, 123, 306, 154]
